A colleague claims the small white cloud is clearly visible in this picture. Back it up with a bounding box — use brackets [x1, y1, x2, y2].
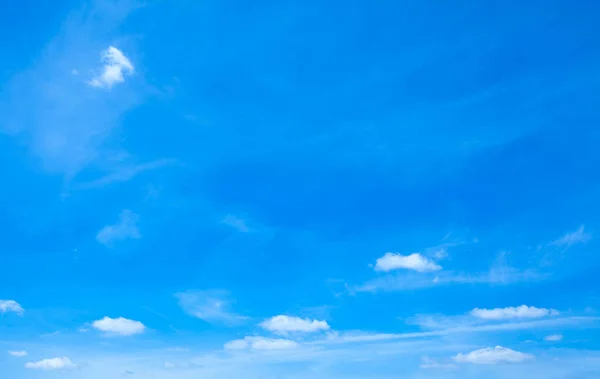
[0, 300, 24, 315]
[549, 225, 591, 247]
[96, 210, 141, 247]
[471, 305, 559, 320]
[420, 356, 458, 370]
[224, 336, 299, 351]
[260, 315, 330, 335]
[453, 346, 533, 365]
[88, 46, 134, 89]
[91, 316, 146, 336]
[545, 334, 563, 341]
[164, 361, 175, 369]
[8, 350, 28, 357]
[25, 356, 75, 370]
[175, 290, 247, 325]
[375, 253, 442, 273]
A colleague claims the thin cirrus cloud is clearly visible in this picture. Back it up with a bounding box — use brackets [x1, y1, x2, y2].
[96, 210, 141, 247]
[374, 252, 442, 273]
[545, 334, 564, 341]
[453, 346, 533, 365]
[91, 316, 146, 336]
[549, 225, 591, 247]
[24, 356, 75, 370]
[0, 300, 24, 315]
[471, 305, 559, 320]
[260, 315, 330, 335]
[8, 350, 28, 357]
[88, 46, 134, 89]
[175, 290, 248, 325]
[224, 336, 300, 351]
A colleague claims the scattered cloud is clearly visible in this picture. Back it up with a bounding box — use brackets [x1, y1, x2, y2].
[8, 350, 28, 357]
[0, 300, 24, 315]
[224, 336, 300, 351]
[549, 226, 591, 247]
[176, 290, 247, 325]
[471, 305, 559, 320]
[453, 346, 533, 365]
[88, 46, 134, 89]
[374, 253, 442, 273]
[96, 210, 141, 247]
[25, 356, 75, 370]
[260, 315, 330, 335]
[420, 356, 458, 370]
[545, 334, 564, 341]
[91, 316, 146, 336]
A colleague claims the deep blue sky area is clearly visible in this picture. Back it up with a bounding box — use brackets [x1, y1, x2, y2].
[1, 0, 599, 378]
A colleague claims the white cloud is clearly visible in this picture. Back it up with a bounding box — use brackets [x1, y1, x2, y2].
[91, 316, 146, 336]
[76, 159, 177, 189]
[545, 334, 563, 341]
[453, 346, 533, 365]
[88, 46, 134, 89]
[260, 315, 330, 335]
[8, 350, 28, 357]
[549, 225, 591, 247]
[224, 336, 300, 351]
[25, 356, 75, 370]
[374, 253, 442, 273]
[471, 305, 559, 320]
[96, 210, 141, 246]
[176, 290, 247, 325]
[0, 300, 24, 315]
[420, 356, 458, 370]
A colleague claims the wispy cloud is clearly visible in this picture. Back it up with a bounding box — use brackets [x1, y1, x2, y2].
[75, 159, 177, 189]
[544, 334, 563, 341]
[221, 214, 251, 233]
[0, 300, 24, 315]
[549, 225, 591, 248]
[374, 252, 442, 273]
[96, 210, 141, 247]
[175, 290, 247, 325]
[453, 346, 533, 365]
[8, 350, 28, 357]
[260, 315, 330, 335]
[420, 356, 458, 370]
[224, 336, 300, 351]
[24, 356, 75, 370]
[0, 1, 145, 180]
[88, 46, 134, 89]
[91, 316, 146, 336]
[471, 305, 559, 320]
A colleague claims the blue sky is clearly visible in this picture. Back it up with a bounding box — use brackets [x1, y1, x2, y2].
[1, 0, 600, 377]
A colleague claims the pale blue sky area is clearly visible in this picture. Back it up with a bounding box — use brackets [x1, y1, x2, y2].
[1, 0, 600, 378]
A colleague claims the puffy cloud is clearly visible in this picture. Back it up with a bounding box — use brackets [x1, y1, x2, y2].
[374, 253, 442, 273]
[0, 300, 24, 315]
[549, 225, 591, 247]
[8, 350, 28, 357]
[545, 334, 563, 341]
[88, 46, 134, 89]
[96, 210, 141, 247]
[260, 315, 330, 334]
[25, 356, 75, 370]
[224, 336, 299, 351]
[175, 290, 247, 325]
[91, 316, 146, 336]
[471, 305, 559, 320]
[453, 346, 533, 365]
